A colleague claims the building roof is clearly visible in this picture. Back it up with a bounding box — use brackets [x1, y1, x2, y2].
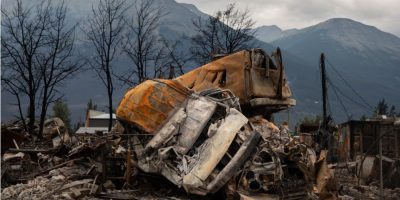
[91, 113, 116, 119]
[87, 110, 116, 119]
[88, 110, 106, 118]
[75, 127, 109, 134]
[340, 117, 400, 126]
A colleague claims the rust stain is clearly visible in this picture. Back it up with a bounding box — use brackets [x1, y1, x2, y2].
[116, 79, 192, 133]
[175, 49, 292, 105]
[175, 51, 248, 103]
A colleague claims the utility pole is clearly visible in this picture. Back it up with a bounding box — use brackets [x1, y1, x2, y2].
[379, 129, 384, 199]
[320, 53, 328, 129]
[319, 53, 333, 161]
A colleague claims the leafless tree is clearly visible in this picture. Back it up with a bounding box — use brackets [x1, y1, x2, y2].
[190, 16, 220, 64]
[2, 0, 81, 137]
[122, 0, 166, 84]
[36, 1, 82, 137]
[84, 0, 127, 131]
[152, 44, 167, 79]
[2, 0, 45, 135]
[2, 79, 28, 131]
[158, 39, 191, 79]
[2, 0, 80, 137]
[217, 4, 255, 53]
[191, 3, 255, 64]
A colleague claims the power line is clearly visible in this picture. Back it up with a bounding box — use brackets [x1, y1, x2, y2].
[327, 78, 351, 119]
[325, 58, 374, 110]
[330, 81, 373, 113]
[328, 79, 375, 114]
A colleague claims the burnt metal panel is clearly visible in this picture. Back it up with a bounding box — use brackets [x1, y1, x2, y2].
[116, 79, 192, 133]
[175, 49, 294, 111]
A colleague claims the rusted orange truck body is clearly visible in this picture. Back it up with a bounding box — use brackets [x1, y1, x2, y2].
[117, 48, 296, 132]
[114, 48, 299, 196]
[116, 79, 192, 133]
[175, 48, 295, 114]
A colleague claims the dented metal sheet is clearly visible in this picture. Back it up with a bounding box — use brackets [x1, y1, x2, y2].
[175, 51, 248, 102]
[145, 108, 187, 152]
[183, 108, 248, 193]
[116, 79, 192, 133]
[174, 96, 217, 154]
[206, 131, 261, 193]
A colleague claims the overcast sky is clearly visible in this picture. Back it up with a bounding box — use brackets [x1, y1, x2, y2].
[176, 0, 400, 37]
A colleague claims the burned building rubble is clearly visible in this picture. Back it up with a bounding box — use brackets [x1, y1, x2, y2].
[1, 48, 399, 200]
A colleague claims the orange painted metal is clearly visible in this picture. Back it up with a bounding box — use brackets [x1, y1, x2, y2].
[116, 79, 192, 134]
[175, 50, 248, 103]
[175, 49, 292, 105]
[116, 49, 294, 134]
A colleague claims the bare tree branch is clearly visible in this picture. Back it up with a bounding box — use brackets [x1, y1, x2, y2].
[36, 0, 82, 137]
[2, 0, 51, 135]
[159, 39, 191, 78]
[83, 0, 127, 131]
[190, 3, 255, 64]
[121, 0, 167, 84]
[2, 0, 83, 137]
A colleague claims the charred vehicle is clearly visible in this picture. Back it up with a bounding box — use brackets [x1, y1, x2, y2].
[176, 48, 296, 117]
[115, 49, 320, 199]
[117, 79, 261, 195]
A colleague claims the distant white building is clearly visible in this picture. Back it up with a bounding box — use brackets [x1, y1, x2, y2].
[75, 110, 117, 135]
[85, 110, 117, 128]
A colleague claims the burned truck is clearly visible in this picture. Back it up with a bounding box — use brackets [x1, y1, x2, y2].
[175, 48, 295, 117]
[115, 49, 320, 198]
[117, 79, 260, 195]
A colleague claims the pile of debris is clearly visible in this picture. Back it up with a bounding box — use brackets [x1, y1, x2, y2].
[2, 166, 97, 199]
[4, 48, 398, 199]
[114, 79, 334, 199]
[0, 48, 326, 199]
[1, 118, 102, 199]
[332, 156, 400, 200]
[338, 181, 400, 200]
[1, 83, 322, 199]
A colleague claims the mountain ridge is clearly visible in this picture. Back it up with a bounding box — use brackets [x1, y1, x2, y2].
[263, 17, 400, 120]
[2, 1, 399, 125]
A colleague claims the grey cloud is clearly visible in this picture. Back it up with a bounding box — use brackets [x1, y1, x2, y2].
[176, 0, 400, 36]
